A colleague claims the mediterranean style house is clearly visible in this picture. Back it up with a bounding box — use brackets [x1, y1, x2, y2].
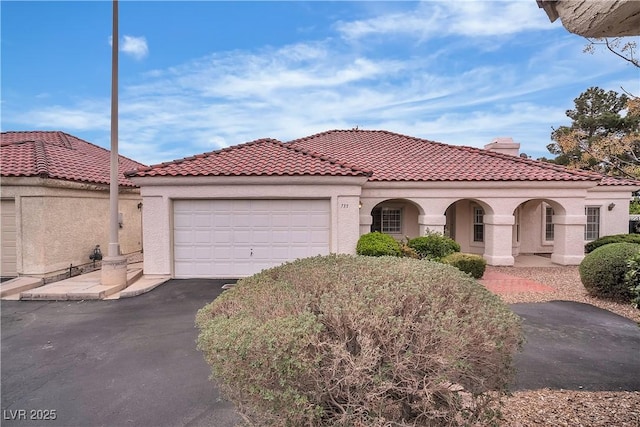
[0, 131, 145, 280]
[126, 129, 639, 279]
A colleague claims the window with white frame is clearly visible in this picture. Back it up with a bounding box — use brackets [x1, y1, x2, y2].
[584, 206, 600, 241]
[371, 207, 402, 234]
[545, 206, 555, 241]
[473, 206, 484, 242]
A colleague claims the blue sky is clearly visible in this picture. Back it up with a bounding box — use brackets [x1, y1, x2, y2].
[2, 1, 639, 166]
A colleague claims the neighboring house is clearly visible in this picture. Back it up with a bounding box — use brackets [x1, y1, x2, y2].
[0, 131, 146, 280]
[537, 0, 640, 37]
[126, 129, 639, 279]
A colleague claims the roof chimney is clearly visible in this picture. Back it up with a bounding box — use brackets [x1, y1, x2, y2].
[484, 137, 520, 156]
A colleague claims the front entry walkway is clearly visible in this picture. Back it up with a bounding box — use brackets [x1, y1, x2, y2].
[0, 263, 170, 301]
[480, 270, 555, 295]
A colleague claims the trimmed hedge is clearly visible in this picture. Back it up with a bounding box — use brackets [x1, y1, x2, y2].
[442, 253, 487, 279]
[356, 232, 402, 257]
[624, 251, 640, 309]
[584, 234, 640, 253]
[408, 232, 461, 261]
[579, 242, 640, 300]
[196, 255, 522, 426]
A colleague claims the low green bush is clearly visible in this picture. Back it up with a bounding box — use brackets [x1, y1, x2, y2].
[408, 232, 461, 261]
[196, 255, 522, 426]
[355, 232, 402, 257]
[584, 234, 640, 253]
[579, 242, 640, 300]
[624, 251, 640, 309]
[442, 253, 487, 279]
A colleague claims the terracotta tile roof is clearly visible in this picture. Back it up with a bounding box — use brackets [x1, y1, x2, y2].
[125, 138, 371, 178]
[598, 175, 640, 187]
[1, 131, 146, 187]
[287, 129, 606, 183]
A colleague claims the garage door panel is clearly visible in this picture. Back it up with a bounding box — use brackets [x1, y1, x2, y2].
[212, 230, 231, 243]
[1, 200, 17, 277]
[194, 231, 211, 243]
[174, 246, 194, 259]
[233, 230, 251, 244]
[291, 230, 311, 243]
[213, 214, 231, 227]
[252, 230, 271, 243]
[311, 230, 329, 243]
[272, 230, 290, 243]
[234, 213, 253, 227]
[174, 230, 194, 244]
[173, 199, 330, 278]
[193, 214, 211, 227]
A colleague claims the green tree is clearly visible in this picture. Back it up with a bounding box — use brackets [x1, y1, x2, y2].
[546, 87, 640, 178]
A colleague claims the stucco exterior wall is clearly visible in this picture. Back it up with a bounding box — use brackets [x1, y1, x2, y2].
[360, 181, 603, 265]
[518, 201, 554, 254]
[586, 186, 636, 238]
[130, 175, 637, 273]
[131, 175, 367, 276]
[0, 177, 142, 278]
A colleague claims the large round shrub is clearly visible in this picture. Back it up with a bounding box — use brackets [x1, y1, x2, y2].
[356, 231, 402, 257]
[408, 232, 461, 260]
[442, 252, 487, 279]
[624, 251, 640, 309]
[196, 255, 522, 426]
[579, 242, 640, 300]
[584, 233, 640, 253]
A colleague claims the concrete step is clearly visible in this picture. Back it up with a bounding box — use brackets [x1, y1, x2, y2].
[0, 277, 44, 298]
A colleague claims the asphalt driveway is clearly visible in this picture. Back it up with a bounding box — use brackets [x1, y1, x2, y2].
[2, 280, 639, 427]
[511, 300, 640, 391]
[1, 279, 241, 427]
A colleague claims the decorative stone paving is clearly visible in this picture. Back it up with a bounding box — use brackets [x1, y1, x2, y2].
[480, 270, 555, 295]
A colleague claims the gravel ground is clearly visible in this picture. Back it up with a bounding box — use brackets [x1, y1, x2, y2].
[489, 266, 640, 426]
[489, 265, 640, 324]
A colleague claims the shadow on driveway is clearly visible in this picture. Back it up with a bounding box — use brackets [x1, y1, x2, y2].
[3, 282, 639, 427]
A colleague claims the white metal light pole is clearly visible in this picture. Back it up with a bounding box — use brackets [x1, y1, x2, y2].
[102, 0, 128, 287]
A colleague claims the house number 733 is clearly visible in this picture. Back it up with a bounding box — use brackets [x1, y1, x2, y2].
[340, 203, 349, 208]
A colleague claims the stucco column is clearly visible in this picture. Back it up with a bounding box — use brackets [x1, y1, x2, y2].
[418, 214, 446, 235]
[484, 214, 515, 266]
[336, 196, 361, 254]
[141, 195, 172, 275]
[551, 214, 587, 265]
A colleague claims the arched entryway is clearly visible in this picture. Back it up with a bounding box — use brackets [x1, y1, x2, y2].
[369, 199, 421, 239]
[512, 198, 568, 259]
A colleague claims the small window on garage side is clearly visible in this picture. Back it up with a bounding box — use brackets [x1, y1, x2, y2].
[371, 207, 402, 234]
[585, 206, 600, 241]
[545, 206, 555, 241]
[473, 206, 484, 242]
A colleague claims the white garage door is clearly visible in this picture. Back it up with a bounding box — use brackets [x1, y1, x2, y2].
[173, 199, 330, 278]
[1, 199, 17, 277]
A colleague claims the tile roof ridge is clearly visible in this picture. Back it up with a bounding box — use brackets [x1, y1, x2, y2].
[464, 146, 603, 181]
[282, 141, 372, 176]
[125, 138, 283, 176]
[57, 131, 148, 168]
[288, 128, 446, 147]
[57, 131, 74, 149]
[1, 130, 147, 168]
[33, 140, 50, 178]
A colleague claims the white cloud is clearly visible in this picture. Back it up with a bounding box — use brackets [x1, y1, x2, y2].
[7, 6, 634, 166]
[14, 104, 110, 131]
[121, 35, 149, 60]
[336, 0, 557, 41]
